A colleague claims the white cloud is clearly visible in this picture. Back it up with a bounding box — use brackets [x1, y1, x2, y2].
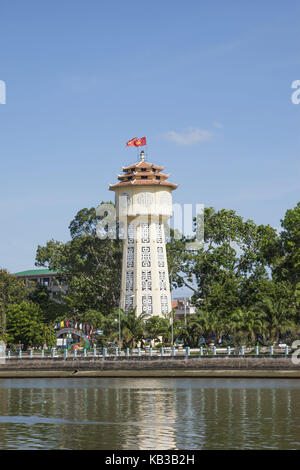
[163, 127, 213, 146]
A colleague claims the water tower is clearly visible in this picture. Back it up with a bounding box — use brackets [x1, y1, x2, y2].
[109, 150, 178, 317]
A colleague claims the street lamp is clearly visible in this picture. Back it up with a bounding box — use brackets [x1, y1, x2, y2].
[118, 304, 121, 350]
[170, 271, 174, 346]
[171, 310, 174, 347]
[184, 298, 187, 326]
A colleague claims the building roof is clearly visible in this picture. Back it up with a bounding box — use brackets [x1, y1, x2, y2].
[15, 269, 57, 277]
[109, 151, 178, 191]
[122, 161, 164, 172]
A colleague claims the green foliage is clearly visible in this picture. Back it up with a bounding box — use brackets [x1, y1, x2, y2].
[229, 307, 266, 346]
[165, 204, 300, 346]
[274, 201, 300, 288]
[119, 309, 147, 348]
[0, 269, 28, 340]
[145, 315, 170, 344]
[6, 301, 56, 349]
[28, 284, 66, 323]
[4, 200, 295, 349]
[35, 206, 122, 314]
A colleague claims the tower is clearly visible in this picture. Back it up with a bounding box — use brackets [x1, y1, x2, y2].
[109, 151, 178, 317]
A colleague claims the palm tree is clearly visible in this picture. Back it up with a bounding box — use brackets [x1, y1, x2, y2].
[230, 307, 265, 346]
[176, 310, 220, 347]
[120, 309, 147, 348]
[177, 317, 199, 347]
[144, 315, 169, 345]
[253, 297, 297, 344]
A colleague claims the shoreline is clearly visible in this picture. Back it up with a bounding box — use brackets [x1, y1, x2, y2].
[0, 369, 300, 378]
[0, 356, 300, 378]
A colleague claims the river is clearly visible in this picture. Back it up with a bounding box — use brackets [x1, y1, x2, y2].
[0, 378, 299, 450]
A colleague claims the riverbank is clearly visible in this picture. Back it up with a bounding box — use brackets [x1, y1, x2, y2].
[0, 356, 299, 378]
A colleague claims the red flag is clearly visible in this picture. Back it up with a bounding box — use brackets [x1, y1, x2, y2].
[126, 137, 147, 147]
[134, 137, 146, 147]
[126, 137, 138, 147]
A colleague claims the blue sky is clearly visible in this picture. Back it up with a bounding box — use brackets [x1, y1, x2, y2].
[0, 0, 299, 284]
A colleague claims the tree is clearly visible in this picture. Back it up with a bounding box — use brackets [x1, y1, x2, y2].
[0, 269, 28, 341]
[177, 314, 206, 347]
[35, 206, 122, 314]
[120, 309, 147, 348]
[274, 201, 300, 289]
[252, 285, 297, 344]
[74, 309, 106, 329]
[229, 307, 266, 346]
[167, 207, 280, 316]
[28, 284, 66, 323]
[99, 309, 147, 348]
[145, 315, 170, 345]
[31, 202, 299, 346]
[6, 301, 56, 349]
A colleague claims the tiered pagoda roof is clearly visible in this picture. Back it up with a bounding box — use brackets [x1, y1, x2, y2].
[109, 151, 178, 190]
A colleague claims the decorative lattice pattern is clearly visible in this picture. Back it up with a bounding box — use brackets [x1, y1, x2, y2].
[142, 270, 152, 291]
[156, 223, 163, 243]
[142, 246, 151, 267]
[142, 295, 153, 315]
[141, 222, 150, 243]
[159, 271, 167, 291]
[126, 270, 134, 292]
[125, 295, 134, 312]
[157, 246, 164, 267]
[161, 295, 169, 314]
[127, 222, 135, 244]
[127, 247, 134, 268]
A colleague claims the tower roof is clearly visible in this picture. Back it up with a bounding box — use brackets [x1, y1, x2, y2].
[109, 151, 178, 191]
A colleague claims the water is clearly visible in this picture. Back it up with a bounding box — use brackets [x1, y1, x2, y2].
[0, 378, 299, 450]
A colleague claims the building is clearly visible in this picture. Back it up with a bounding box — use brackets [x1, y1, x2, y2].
[172, 297, 197, 322]
[109, 150, 178, 317]
[14, 269, 67, 298]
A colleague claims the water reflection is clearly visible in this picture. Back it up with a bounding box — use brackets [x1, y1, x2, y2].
[0, 378, 299, 450]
